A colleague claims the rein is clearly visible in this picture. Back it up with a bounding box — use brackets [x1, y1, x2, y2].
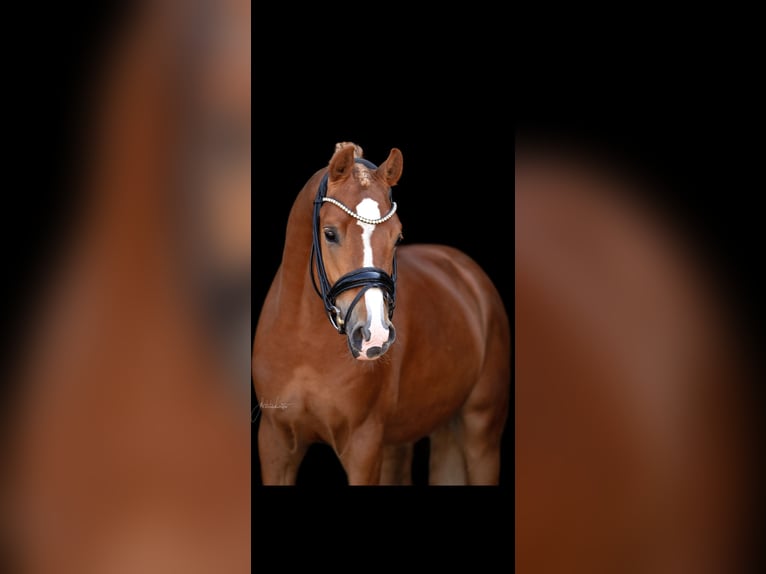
[310, 158, 398, 334]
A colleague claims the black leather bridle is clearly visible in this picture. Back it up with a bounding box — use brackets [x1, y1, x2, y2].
[310, 158, 398, 334]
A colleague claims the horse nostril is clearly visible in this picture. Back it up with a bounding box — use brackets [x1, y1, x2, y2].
[350, 324, 370, 350]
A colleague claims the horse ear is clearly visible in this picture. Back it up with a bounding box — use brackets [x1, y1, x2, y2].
[377, 148, 403, 186]
[329, 144, 357, 183]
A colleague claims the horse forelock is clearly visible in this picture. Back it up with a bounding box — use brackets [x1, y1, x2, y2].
[354, 164, 372, 188]
[334, 141, 363, 158]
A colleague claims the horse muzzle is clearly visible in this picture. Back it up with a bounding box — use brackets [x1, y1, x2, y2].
[347, 316, 396, 361]
[346, 288, 396, 361]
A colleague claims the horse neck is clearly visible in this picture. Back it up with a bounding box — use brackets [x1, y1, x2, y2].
[276, 169, 329, 321]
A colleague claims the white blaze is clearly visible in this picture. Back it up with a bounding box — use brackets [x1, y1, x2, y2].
[355, 198, 389, 356]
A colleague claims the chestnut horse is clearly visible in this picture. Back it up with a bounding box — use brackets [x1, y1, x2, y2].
[253, 142, 510, 485]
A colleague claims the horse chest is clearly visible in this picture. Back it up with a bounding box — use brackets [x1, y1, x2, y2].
[257, 362, 390, 433]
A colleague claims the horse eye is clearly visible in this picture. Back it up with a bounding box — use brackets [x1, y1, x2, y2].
[395, 234, 404, 246]
[324, 228, 338, 243]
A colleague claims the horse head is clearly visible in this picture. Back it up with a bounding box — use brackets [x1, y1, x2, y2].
[314, 143, 403, 360]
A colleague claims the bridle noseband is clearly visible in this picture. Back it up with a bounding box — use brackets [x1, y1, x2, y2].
[310, 158, 398, 334]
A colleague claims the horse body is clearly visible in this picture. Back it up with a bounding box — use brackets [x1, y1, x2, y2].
[253, 144, 509, 485]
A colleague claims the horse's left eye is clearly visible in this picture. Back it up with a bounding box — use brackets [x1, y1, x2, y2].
[395, 234, 404, 246]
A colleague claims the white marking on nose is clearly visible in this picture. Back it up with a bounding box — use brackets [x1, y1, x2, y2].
[355, 198, 389, 357]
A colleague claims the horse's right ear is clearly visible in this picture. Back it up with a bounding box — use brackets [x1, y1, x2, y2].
[329, 144, 357, 183]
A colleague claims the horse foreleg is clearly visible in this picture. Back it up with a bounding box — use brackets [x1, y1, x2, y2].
[380, 443, 414, 485]
[258, 416, 306, 485]
[339, 424, 384, 485]
[428, 419, 468, 485]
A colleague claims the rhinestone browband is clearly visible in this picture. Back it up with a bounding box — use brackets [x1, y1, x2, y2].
[321, 197, 398, 225]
